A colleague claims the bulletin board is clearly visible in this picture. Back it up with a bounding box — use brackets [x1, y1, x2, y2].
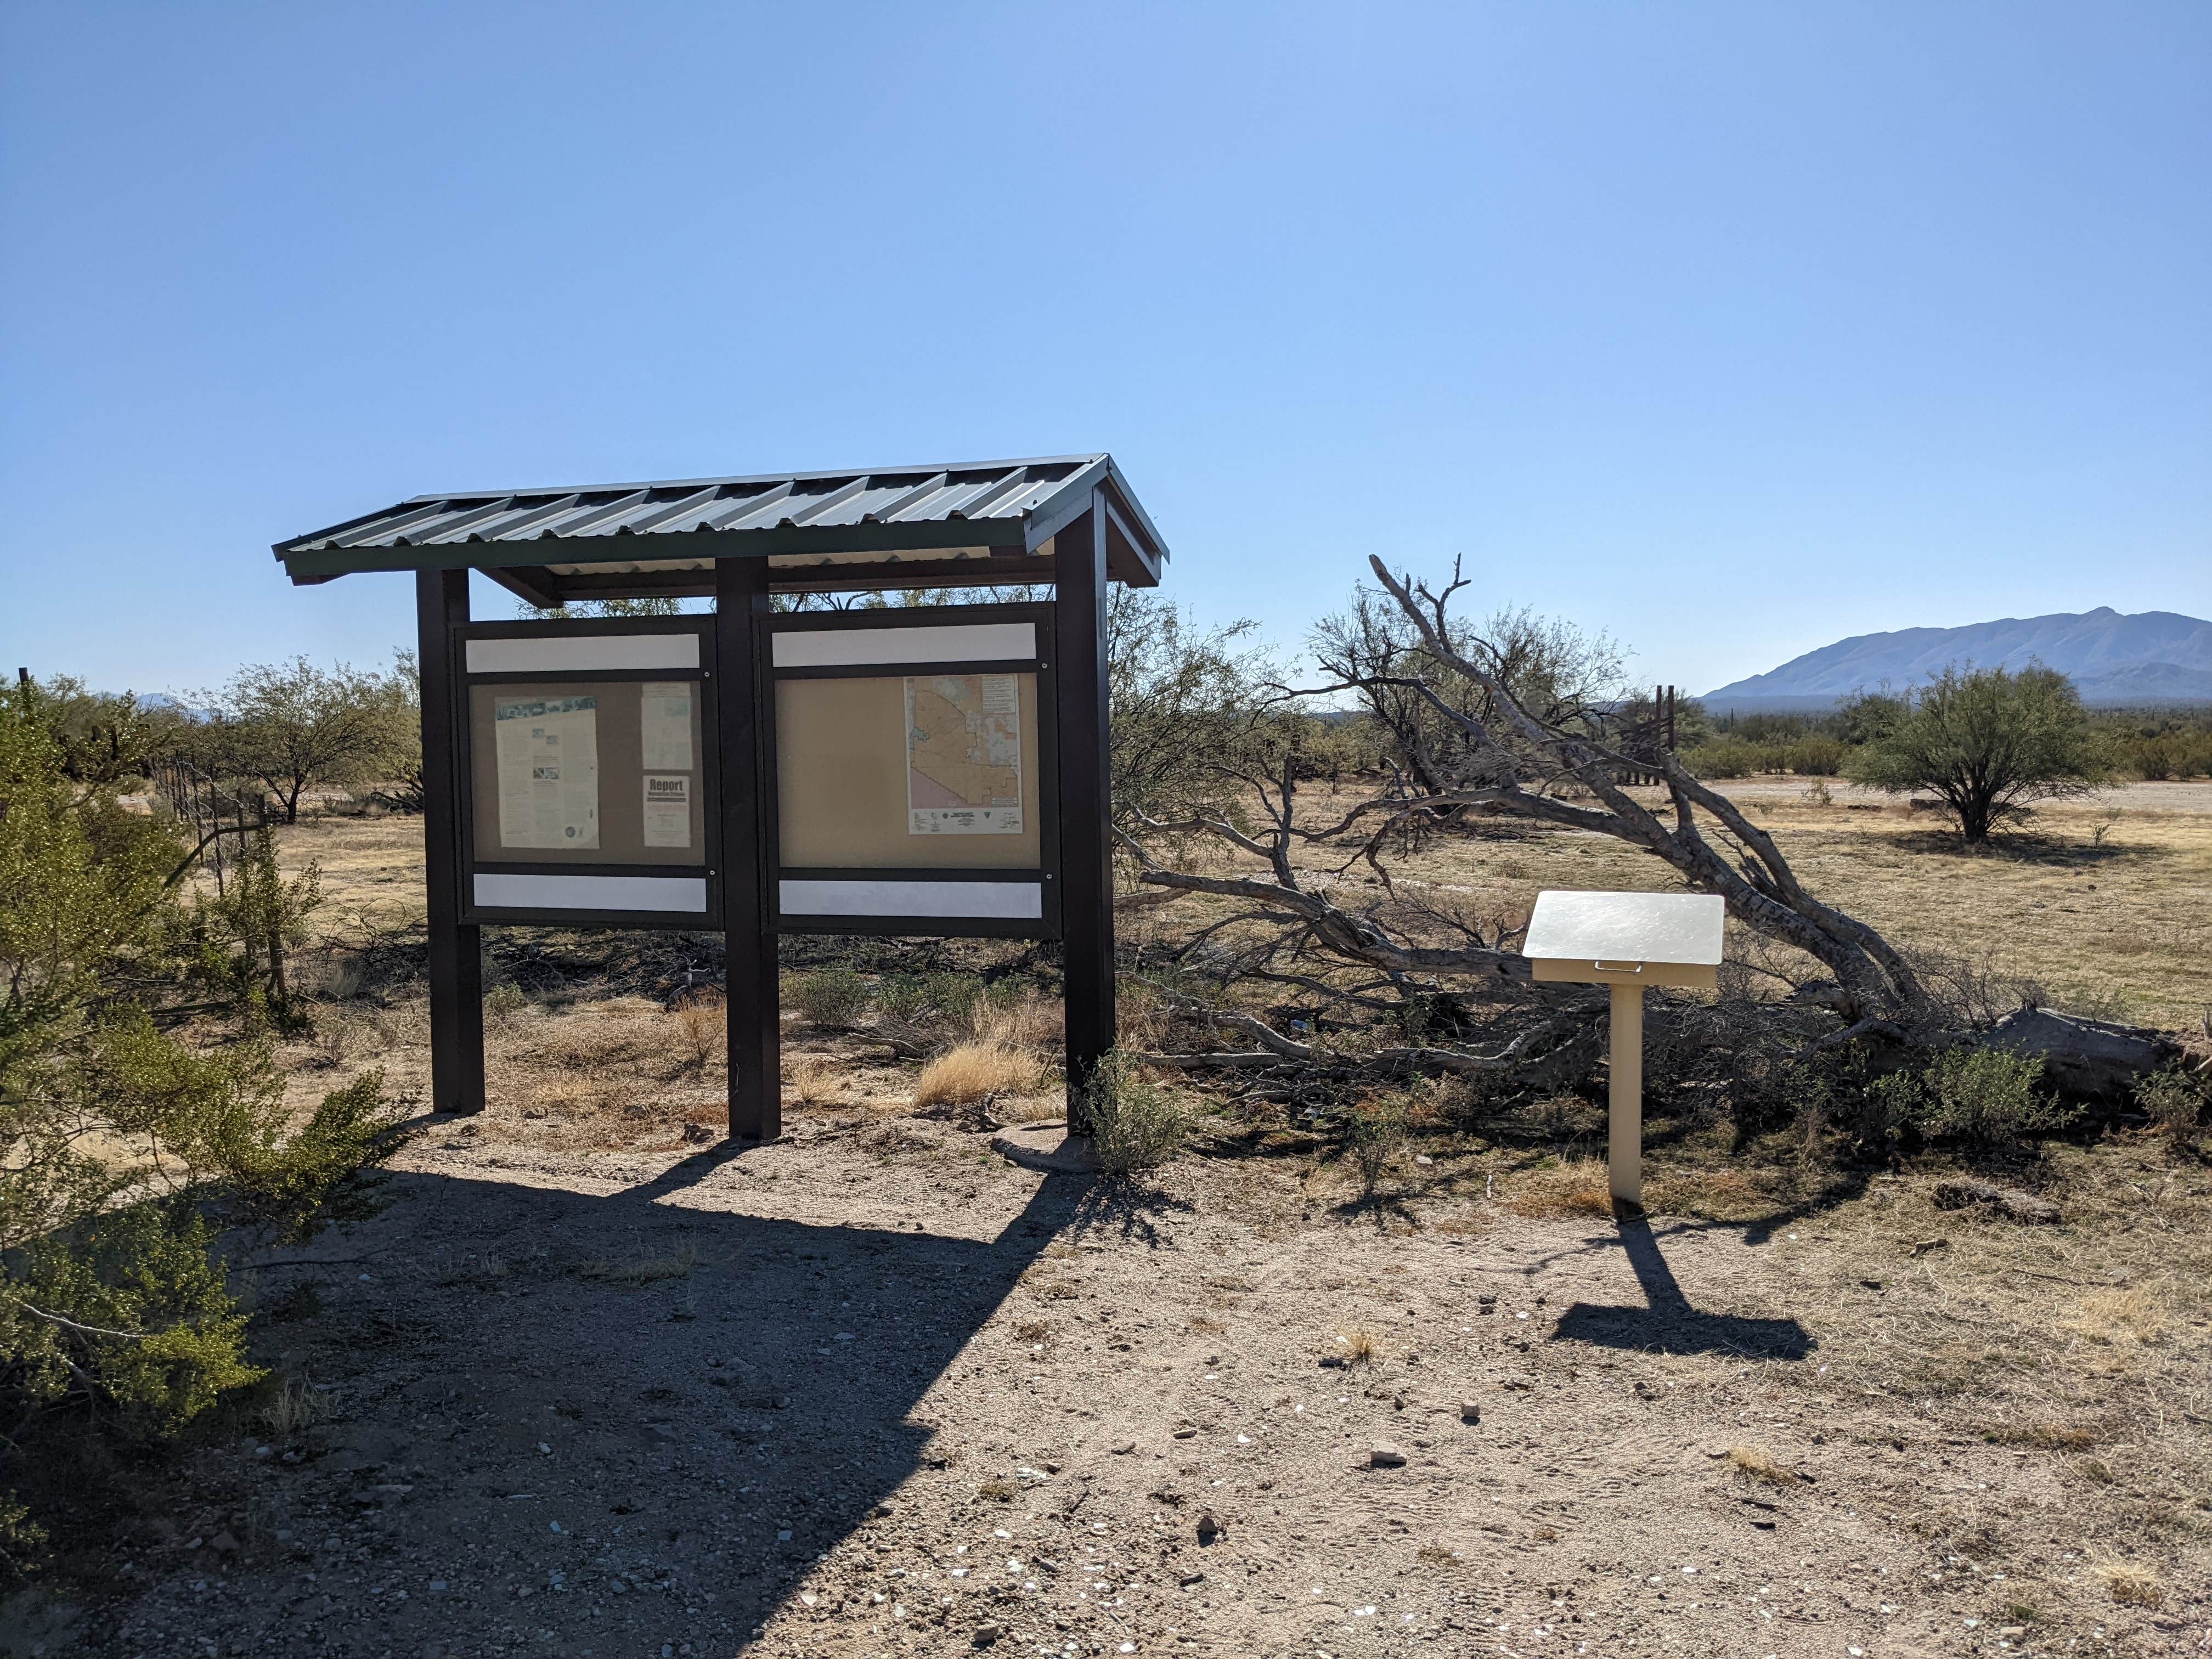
[776, 672, 1043, 869]
[763, 604, 1060, 939]
[466, 680, 707, 866]
[452, 618, 718, 928]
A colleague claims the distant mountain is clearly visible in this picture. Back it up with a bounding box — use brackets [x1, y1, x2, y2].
[1703, 608, 2212, 710]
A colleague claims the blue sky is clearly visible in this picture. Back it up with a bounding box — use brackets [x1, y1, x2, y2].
[3, 2, 2205, 697]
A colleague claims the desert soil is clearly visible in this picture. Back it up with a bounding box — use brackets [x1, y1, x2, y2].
[28, 1085, 2210, 1659]
[22, 794, 2208, 1658]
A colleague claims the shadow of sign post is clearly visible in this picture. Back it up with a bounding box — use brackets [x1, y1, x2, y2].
[1549, 1217, 1814, 1361]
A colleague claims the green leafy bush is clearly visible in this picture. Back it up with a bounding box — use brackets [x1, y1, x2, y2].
[1078, 1053, 1187, 1175]
[1866, 1047, 2072, 1149]
[1342, 1095, 1412, 1198]
[1683, 738, 1766, 779]
[1846, 664, 2114, 841]
[784, 967, 868, 1028]
[1784, 736, 1848, 776]
[0, 676, 409, 1567]
[2134, 1062, 2210, 1149]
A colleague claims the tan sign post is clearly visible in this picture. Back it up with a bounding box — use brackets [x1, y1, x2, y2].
[1523, 890, 1725, 1213]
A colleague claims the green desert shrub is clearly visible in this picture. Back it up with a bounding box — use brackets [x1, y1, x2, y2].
[1784, 736, 1848, 776]
[1865, 1047, 2072, 1150]
[0, 676, 409, 1567]
[2134, 1062, 2210, 1149]
[1683, 738, 1767, 779]
[784, 967, 868, 1028]
[1079, 1053, 1188, 1175]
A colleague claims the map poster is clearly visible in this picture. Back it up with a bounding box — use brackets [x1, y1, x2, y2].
[641, 772, 692, 849]
[640, 682, 694, 771]
[493, 696, 600, 850]
[905, 674, 1023, 834]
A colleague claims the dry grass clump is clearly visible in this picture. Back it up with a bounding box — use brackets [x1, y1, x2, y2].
[668, 988, 724, 1066]
[533, 1001, 668, 1075]
[2062, 1284, 2169, 1347]
[914, 1041, 1048, 1107]
[967, 987, 1060, 1050]
[1724, 1444, 1799, 1487]
[259, 1378, 335, 1440]
[577, 1243, 702, 1285]
[1502, 1158, 1615, 1218]
[1337, 1328, 1379, 1364]
[2091, 1552, 2165, 1607]
[785, 1054, 839, 1106]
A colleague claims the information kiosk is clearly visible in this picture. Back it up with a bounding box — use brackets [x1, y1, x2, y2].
[273, 456, 1169, 1139]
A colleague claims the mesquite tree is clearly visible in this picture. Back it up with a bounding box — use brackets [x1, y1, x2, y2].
[1120, 558, 1933, 1078]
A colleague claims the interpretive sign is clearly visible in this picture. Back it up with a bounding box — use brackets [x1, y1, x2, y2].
[765, 604, 1057, 936]
[1523, 889, 1724, 1212]
[455, 619, 715, 927]
[906, 673, 1023, 834]
[493, 695, 600, 849]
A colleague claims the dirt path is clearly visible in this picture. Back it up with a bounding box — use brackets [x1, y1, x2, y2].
[57, 1112, 2208, 1659]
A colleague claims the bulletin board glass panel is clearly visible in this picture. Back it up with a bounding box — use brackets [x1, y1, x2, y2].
[776, 672, 1042, 870]
[467, 679, 706, 866]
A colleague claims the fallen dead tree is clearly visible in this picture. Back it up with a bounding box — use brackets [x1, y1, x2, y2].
[1115, 557, 2177, 1104]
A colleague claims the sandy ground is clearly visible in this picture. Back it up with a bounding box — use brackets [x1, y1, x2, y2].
[28, 791, 2202, 1659]
[31, 1099, 2210, 1659]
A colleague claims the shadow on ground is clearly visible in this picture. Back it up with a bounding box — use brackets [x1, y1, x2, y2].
[1545, 1217, 1815, 1360]
[188, 1145, 1105, 1657]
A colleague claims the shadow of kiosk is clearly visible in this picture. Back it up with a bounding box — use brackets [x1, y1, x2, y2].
[273, 455, 1170, 1136]
[1522, 889, 1725, 1216]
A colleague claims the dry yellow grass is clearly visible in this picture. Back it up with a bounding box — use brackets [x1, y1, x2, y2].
[785, 1054, 839, 1106]
[259, 1378, 335, 1440]
[2091, 1552, 2165, 1607]
[1724, 1444, 1799, 1486]
[1336, 1327, 1379, 1364]
[2062, 1284, 2169, 1347]
[913, 1040, 1047, 1107]
[967, 989, 1060, 1051]
[668, 989, 724, 1066]
[1502, 1158, 1615, 1218]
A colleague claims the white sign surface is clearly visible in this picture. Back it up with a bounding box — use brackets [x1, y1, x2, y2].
[1522, 890, 1724, 968]
[642, 772, 692, 849]
[493, 696, 600, 850]
[640, 682, 694, 771]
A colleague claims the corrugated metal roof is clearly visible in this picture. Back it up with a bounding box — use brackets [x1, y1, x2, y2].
[274, 454, 1168, 594]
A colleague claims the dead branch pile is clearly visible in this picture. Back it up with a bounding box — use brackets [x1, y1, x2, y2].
[1116, 557, 2171, 1103]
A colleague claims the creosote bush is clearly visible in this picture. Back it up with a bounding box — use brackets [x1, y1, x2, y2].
[1865, 1047, 2070, 1149]
[1079, 1053, 1188, 1175]
[1342, 1095, 1412, 1198]
[2133, 1062, 2210, 1150]
[784, 967, 868, 1028]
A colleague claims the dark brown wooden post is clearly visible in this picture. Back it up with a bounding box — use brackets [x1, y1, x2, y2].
[714, 556, 781, 1141]
[1054, 495, 1115, 1126]
[416, 568, 484, 1114]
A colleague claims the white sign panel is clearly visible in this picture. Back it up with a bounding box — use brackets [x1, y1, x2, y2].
[1522, 890, 1724, 972]
[640, 682, 694, 771]
[641, 772, 692, 849]
[493, 696, 600, 850]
